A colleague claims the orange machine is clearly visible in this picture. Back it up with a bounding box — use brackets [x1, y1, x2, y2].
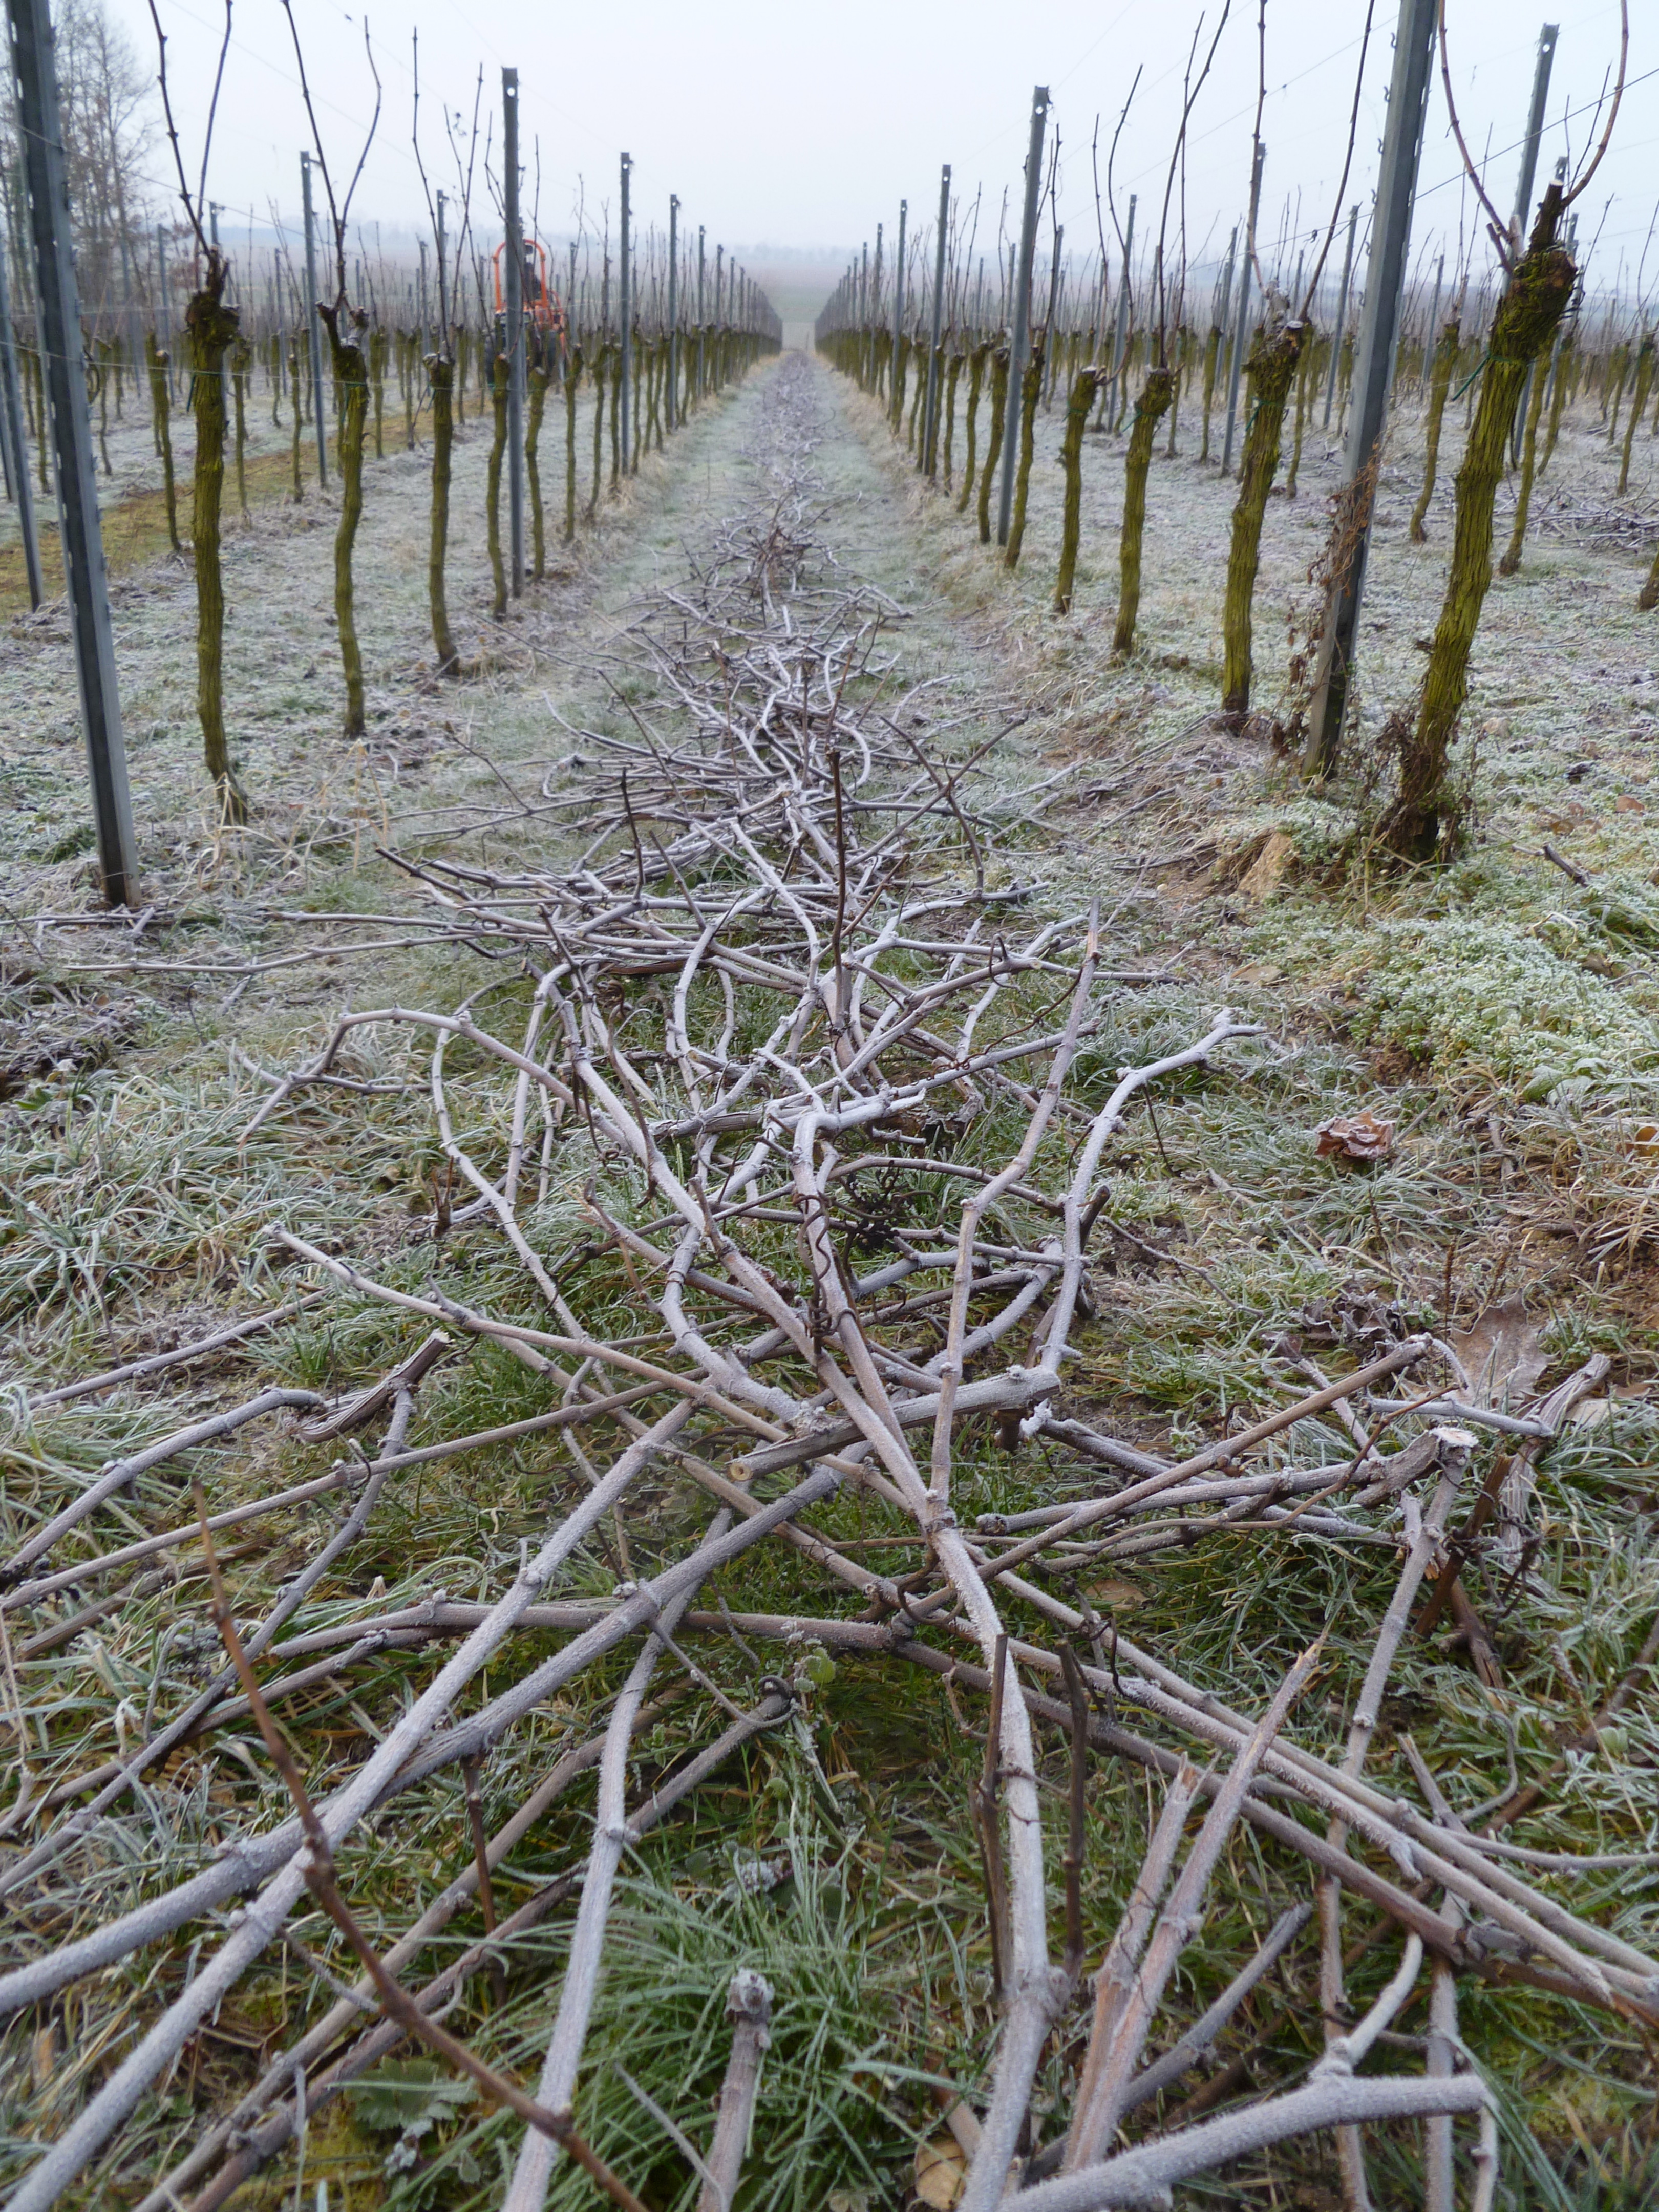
[492, 239, 567, 358]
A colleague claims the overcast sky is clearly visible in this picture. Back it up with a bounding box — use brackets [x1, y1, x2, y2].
[113, 1, 1654, 306]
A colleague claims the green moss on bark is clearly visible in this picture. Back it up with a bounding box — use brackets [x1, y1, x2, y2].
[1390, 210, 1576, 858]
[958, 341, 989, 513]
[320, 307, 373, 736]
[186, 281, 247, 822]
[1410, 319, 1460, 543]
[976, 347, 1009, 546]
[1111, 366, 1175, 652]
[1221, 323, 1304, 714]
[1003, 342, 1045, 570]
[1054, 365, 1105, 616]
[487, 348, 509, 619]
[426, 353, 460, 674]
[146, 334, 182, 556]
[1498, 339, 1552, 576]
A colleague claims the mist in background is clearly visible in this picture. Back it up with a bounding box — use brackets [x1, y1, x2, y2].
[110, 1, 1653, 318]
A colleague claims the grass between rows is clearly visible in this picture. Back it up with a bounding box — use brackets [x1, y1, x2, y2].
[2, 356, 1657, 2207]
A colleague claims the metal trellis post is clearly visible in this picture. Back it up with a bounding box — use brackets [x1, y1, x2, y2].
[666, 194, 679, 430]
[300, 152, 327, 487]
[436, 189, 449, 339]
[889, 198, 906, 429]
[6, 0, 137, 902]
[997, 86, 1049, 546]
[618, 152, 631, 469]
[1221, 143, 1265, 476]
[1321, 205, 1358, 430]
[1302, 0, 1439, 777]
[922, 163, 950, 477]
[502, 67, 524, 596]
[1511, 23, 1559, 248]
[1108, 194, 1136, 427]
[1508, 24, 1560, 462]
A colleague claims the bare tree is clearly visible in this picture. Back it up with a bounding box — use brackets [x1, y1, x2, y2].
[1, 0, 158, 326]
[1387, 0, 1629, 854]
[146, 0, 245, 821]
[279, 0, 382, 737]
[1220, 0, 1374, 716]
[1106, 5, 1231, 653]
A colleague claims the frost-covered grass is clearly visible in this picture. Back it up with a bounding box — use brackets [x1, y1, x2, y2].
[830, 354, 1659, 2201]
[3, 352, 1658, 2207]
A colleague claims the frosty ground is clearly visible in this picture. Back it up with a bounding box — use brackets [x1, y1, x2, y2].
[3, 344, 1658, 2206]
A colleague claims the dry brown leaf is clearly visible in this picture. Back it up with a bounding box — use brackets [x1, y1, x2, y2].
[914, 2134, 968, 2210]
[1450, 1291, 1546, 1402]
[1314, 1109, 1395, 1161]
[1085, 1577, 1147, 1610]
[1568, 1385, 1648, 1426]
[1240, 828, 1295, 899]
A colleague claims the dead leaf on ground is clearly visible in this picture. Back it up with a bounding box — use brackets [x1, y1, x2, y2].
[1450, 1291, 1546, 1402]
[1240, 828, 1295, 900]
[1085, 1577, 1147, 1610]
[1568, 1384, 1649, 1426]
[914, 2135, 968, 2209]
[1314, 1109, 1395, 1161]
[1294, 1285, 1408, 1352]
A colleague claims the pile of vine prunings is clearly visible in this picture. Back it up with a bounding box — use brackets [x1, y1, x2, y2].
[4, 356, 1656, 2212]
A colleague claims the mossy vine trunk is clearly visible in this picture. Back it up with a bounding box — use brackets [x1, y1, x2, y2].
[632, 332, 644, 473]
[1409, 319, 1460, 542]
[426, 353, 460, 675]
[1388, 195, 1577, 858]
[146, 333, 182, 555]
[1054, 367, 1104, 615]
[976, 347, 1009, 544]
[230, 337, 251, 522]
[959, 340, 989, 513]
[565, 345, 583, 542]
[320, 308, 372, 736]
[1284, 336, 1315, 498]
[1112, 365, 1175, 653]
[891, 334, 910, 435]
[973, 354, 1013, 548]
[526, 360, 548, 581]
[941, 349, 962, 489]
[1003, 341, 1045, 570]
[29, 345, 49, 493]
[1199, 325, 1221, 463]
[1221, 323, 1305, 715]
[1498, 338, 1552, 576]
[487, 348, 509, 619]
[186, 281, 247, 822]
[95, 346, 111, 475]
[608, 344, 622, 493]
[368, 325, 387, 461]
[1540, 336, 1573, 472]
[1617, 333, 1655, 498]
[590, 345, 608, 521]
[288, 341, 304, 500]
